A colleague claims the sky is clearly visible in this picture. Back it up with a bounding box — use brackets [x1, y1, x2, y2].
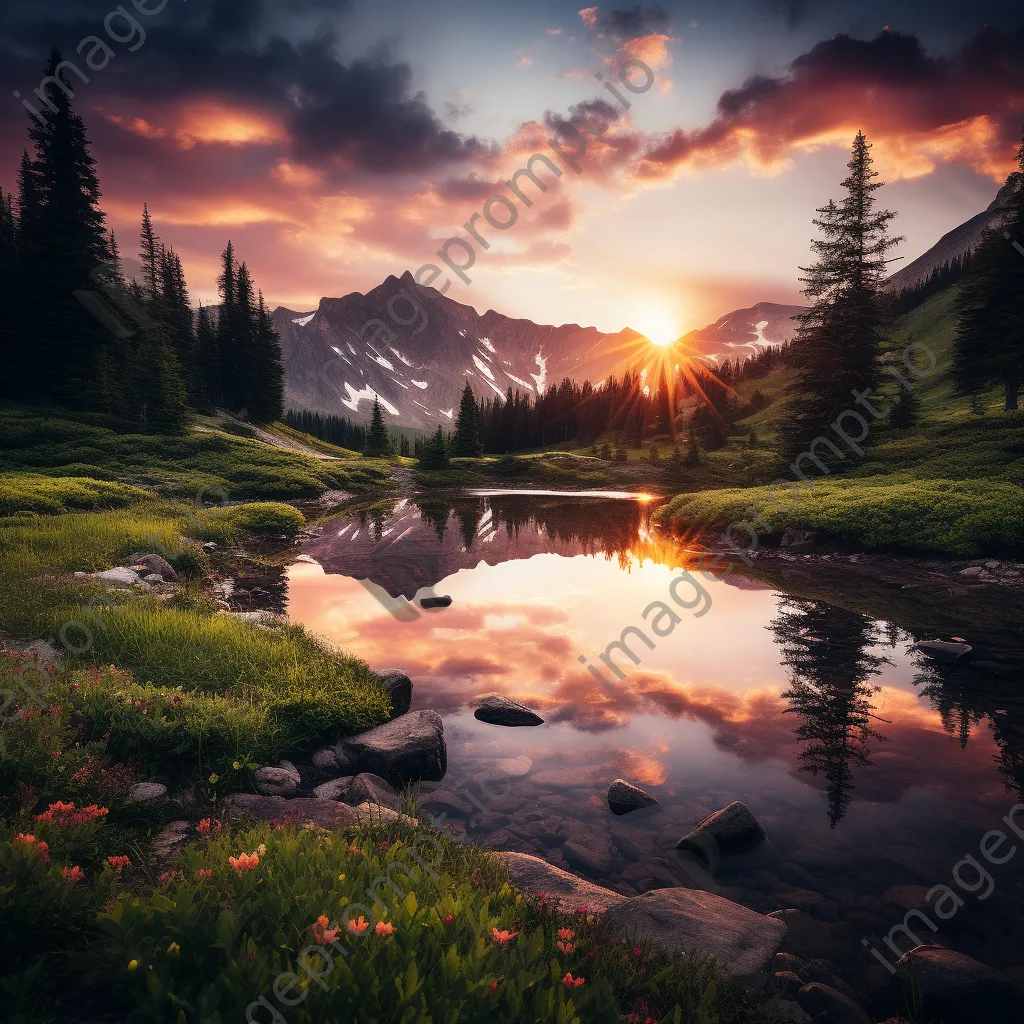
[1, 0, 1023, 340]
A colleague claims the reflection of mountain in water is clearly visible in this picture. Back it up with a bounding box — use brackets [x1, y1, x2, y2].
[301, 494, 658, 598]
[771, 597, 888, 828]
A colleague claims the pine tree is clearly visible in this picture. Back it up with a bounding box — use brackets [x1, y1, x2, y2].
[782, 132, 902, 458]
[21, 48, 110, 401]
[952, 127, 1024, 410]
[248, 291, 285, 424]
[364, 397, 394, 457]
[139, 203, 159, 302]
[685, 425, 700, 467]
[419, 425, 451, 468]
[453, 382, 483, 456]
[215, 241, 239, 410]
[130, 322, 189, 433]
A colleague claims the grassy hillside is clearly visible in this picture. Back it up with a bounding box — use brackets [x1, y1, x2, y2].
[657, 287, 1024, 555]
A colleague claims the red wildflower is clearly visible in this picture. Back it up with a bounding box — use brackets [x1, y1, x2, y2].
[562, 972, 585, 989]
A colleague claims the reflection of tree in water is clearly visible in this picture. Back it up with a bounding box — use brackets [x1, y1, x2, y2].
[912, 650, 1024, 797]
[772, 598, 888, 828]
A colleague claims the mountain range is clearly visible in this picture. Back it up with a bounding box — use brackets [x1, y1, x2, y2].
[275, 182, 1009, 429]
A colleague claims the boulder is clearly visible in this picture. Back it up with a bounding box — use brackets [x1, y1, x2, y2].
[142, 574, 165, 584]
[677, 801, 766, 857]
[222, 793, 360, 829]
[896, 945, 1024, 1023]
[495, 851, 627, 913]
[603, 888, 788, 988]
[377, 669, 413, 718]
[765, 997, 812, 1023]
[312, 744, 359, 774]
[351, 802, 418, 827]
[22, 640, 62, 665]
[346, 773, 400, 810]
[607, 779, 658, 815]
[913, 640, 972, 660]
[420, 595, 452, 609]
[127, 782, 167, 804]
[253, 761, 300, 797]
[474, 695, 544, 727]
[151, 820, 190, 865]
[796, 960, 867, 1008]
[330, 710, 447, 783]
[795, 983, 872, 1024]
[92, 567, 141, 587]
[775, 971, 804, 997]
[130, 553, 179, 582]
[313, 778, 353, 801]
[780, 528, 814, 548]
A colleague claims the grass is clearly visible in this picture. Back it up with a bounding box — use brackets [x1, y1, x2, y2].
[0, 405, 393, 500]
[0, 473, 150, 516]
[657, 475, 1024, 557]
[0, 809, 776, 1024]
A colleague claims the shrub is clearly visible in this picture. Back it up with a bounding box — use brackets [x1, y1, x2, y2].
[200, 502, 307, 538]
[0, 474, 146, 516]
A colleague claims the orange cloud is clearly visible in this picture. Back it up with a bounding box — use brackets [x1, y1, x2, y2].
[579, 7, 600, 29]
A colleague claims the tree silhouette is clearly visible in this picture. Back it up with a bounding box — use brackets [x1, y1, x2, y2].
[783, 132, 902, 458]
[364, 397, 394, 457]
[453, 382, 483, 457]
[772, 597, 888, 827]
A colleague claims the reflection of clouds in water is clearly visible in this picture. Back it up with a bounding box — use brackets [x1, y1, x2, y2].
[288, 563, 1007, 816]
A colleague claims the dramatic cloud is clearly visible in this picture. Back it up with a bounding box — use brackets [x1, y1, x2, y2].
[599, 5, 671, 39]
[632, 28, 1024, 182]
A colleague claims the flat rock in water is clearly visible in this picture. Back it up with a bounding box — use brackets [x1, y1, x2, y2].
[474, 695, 544, 727]
[222, 793, 360, 829]
[562, 826, 617, 876]
[897, 945, 1024, 1023]
[493, 756, 533, 778]
[913, 640, 972, 660]
[883, 884, 932, 912]
[377, 669, 413, 718]
[420, 595, 452, 609]
[332, 710, 447, 783]
[419, 790, 474, 818]
[677, 800, 766, 856]
[603, 888, 788, 988]
[494, 851, 627, 914]
[128, 782, 167, 804]
[607, 778, 658, 815]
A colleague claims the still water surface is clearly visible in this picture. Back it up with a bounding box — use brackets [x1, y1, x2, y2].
[285, 491, 1024, 985]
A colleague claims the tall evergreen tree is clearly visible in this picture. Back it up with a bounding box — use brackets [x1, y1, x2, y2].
[364, 396, 395, 457]
[195, 304, 218, 410]
[453, 382, 483, 456]
[0, 187, 17, 398]
[248, 291, 285, 424]
[782, 132, 901, 457]
[419, 425, 451, 468]
[952, 127, 1024, 410]
[216, 241, 240, 410]
[139, 202, 159, 302]
[21, 48, 110, 400]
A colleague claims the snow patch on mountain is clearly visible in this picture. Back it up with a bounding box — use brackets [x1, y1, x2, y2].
[341, 384, 399, 416]
[531, 352, 547, 393]
[480, 337, 496, 353]
[411, 380, 429, 389]
[473, 354, 496, 381]
[439, 407, 454, 420]
[292, 312, 316, 326]
[505, 372, 533, 391]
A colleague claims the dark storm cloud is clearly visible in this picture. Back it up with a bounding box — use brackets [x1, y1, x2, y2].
[759, 0, 811, 30]
[0, 0, 490, 175]
[599, 5, 671, 39]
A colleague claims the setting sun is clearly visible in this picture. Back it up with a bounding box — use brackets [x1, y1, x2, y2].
[633, 306, 681, 348]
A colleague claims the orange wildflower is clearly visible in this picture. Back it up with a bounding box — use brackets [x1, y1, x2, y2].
[12, 833, 51, 862]
[375, 921, 395, 936]
[62, 865, 85, 883]
[347, 844, 362, 854]
[562, 972, 585, 989]
[107, 855, 131, 870]
[557, 940, 575, 954]
[312, 915, 341, 945]
[347, 915, 369, 934]
[557, 928, 576, 941]
[228, 851, 259, 873]
[196, 818, 221, 835]
[491, 927, 519, 945]
[195, 868, 213, 879]
[34, 801, 108, 826]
